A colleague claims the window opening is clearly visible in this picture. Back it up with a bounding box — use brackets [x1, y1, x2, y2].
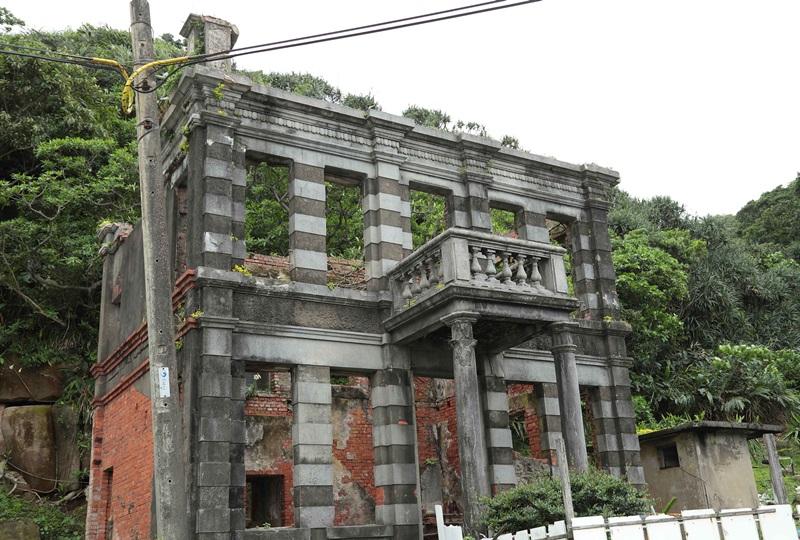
[245, 162, 290, 257]
[411, 189, 447, 249]
[510, 411, 530, 455]
[490, 206, 517, 237]
[246, 475, 284, 528]
[326, 180, 363, 260]
[546, 217, 574, 295]
[103, 468, 114, 539]
[658, 443, 680, 469]
[245, 368, 291, 399]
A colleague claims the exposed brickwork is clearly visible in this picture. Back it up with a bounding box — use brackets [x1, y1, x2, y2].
[244, 374, 377, 527]
[414, 377, 462, 514]
[86, 379, 153, 540]
[507, 383, 545, 460]
[245, 254, 367, 289]
[245, 373, 294, 527]
[332, 376, 376, 525]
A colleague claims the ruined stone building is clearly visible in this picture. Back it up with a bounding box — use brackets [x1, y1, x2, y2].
[86, 14, 643, 540]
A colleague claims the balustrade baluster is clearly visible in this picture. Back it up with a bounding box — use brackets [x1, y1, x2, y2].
[429, 255, 440, 286]
[411, 267, 422, 294]
[528, 256, 544, 290]
[499, 251, 513, 284]
[471, 246, 486, 281]
[419, 261, 430, 290]
[515, 254, 528, 286]
[485, 248, 498, 282]
[401, 273, 413, 299]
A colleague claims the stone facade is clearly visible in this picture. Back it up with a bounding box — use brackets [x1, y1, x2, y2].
[85, 15, 643, 540]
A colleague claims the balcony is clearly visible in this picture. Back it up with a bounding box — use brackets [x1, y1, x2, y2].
[384, 228, 579, 350]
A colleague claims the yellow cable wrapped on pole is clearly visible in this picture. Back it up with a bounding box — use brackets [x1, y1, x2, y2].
[90, 57, 130, 80]
[121, 56, 190, 114]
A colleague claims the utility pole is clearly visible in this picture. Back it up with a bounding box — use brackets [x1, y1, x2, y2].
[129, 1, 188, 538]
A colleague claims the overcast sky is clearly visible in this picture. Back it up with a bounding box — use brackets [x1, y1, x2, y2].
[5, 0, 799, 215]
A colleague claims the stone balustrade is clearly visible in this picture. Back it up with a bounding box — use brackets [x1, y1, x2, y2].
[389, 228, 570, 311]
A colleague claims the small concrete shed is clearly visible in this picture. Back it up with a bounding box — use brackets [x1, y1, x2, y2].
[639, 421, 783, 511]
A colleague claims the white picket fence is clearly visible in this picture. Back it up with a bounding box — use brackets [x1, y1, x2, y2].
[434, 505, 799, 540]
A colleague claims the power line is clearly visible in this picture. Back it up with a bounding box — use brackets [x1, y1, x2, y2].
[188, 0, 514, 62]
[135, 0, 540, 94]
[0, 47, 118, 71]
[0, 0, 541, 110]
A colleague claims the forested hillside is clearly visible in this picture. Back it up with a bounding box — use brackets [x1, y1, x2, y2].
[0, 8, 799, 535]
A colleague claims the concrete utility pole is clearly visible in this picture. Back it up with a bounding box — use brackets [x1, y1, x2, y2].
[129, 1, 189, 538]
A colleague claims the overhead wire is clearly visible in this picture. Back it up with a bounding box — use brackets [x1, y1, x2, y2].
[0, 0, 540, 112]
[132, 0, 541, 96]
[0, 43, 130, 78]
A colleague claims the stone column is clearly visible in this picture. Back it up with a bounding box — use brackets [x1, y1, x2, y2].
[459, 135, 500, 233]
[442, 312, 490, 535]
[363, 173, 406, 290]
[519, 209, 550, 243]
[572, 169, 621, 320]
[288, 162, 328, 285]
[365, 113, 413, 289]
[371, 365, 421, 540]
[481, 355, 517, 493]
[194, 315, 240, 538]
[533, 383, 562, 467]
[550, 322, 589, 472]
[292, 365, 334, 534]
[589, 378, 644, 487]
[188, 114, 244, 271]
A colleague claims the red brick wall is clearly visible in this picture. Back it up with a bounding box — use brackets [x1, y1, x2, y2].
[332, 376, 376, 525]
[245, 390, 294, 527]
[244, 374, 378, 527]
[414, 377, 461, 513]
[507, 383, 545, 459]
[86, 378, 153, 540]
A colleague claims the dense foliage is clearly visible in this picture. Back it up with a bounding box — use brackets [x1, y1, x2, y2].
[609, 189, 800, 425]
[481, 470, 651, 533]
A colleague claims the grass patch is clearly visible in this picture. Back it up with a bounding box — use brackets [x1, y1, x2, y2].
[0, 489, 84, 540]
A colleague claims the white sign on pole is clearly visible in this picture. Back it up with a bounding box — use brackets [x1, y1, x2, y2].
[158, 367, 170, 397]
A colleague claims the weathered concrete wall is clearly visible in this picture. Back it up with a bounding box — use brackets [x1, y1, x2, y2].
[85, 376, 153, 540]
[641, 430, 759, 511]
[696, 430, 760, 510]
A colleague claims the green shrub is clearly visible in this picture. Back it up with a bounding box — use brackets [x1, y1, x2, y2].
[481, 469, 651, 534]
[0, 489, 83, 540]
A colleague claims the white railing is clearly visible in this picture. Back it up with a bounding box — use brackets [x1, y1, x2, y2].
[435, 505, 799, 540]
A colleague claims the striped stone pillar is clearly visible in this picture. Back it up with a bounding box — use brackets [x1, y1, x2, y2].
[292, 365, 334, 530]
[371, 367, 421, 540]
[465, 179, 492, 232]
[363, 170, 406, 290]
[482, 370, 517, 493]
[533, 382, 562, 467]
[288, 162, 327, 285]
[195, 315, 238, 537]
[589, 383, 645, 486]
[460, 136, 499, 232]
[192, 114, 243, 270]
[520, 210, 550, 243]
[573, 170, 620, 319]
